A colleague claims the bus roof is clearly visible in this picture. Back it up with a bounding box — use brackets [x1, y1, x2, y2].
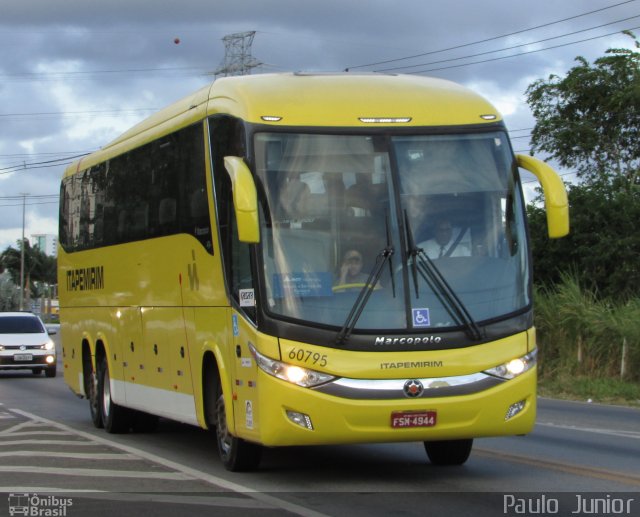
[65, 73, 502, 175]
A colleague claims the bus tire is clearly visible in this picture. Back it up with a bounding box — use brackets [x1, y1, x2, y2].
[215, 377, 262, 472]
[87, 364, 103, 429]
[424, 439, 473, 466]
[98, 356, 132, 434]
[45, 366, 57, 378]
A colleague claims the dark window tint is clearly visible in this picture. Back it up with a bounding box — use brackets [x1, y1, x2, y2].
[59, 123, 213, 253]
[0, 316, 45, 334]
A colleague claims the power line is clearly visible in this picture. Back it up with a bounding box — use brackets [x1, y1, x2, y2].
[376, 14, 640, 73]
[0, 150, 94, 158]
[0, 195, 58, 199]
[0, 153, 89, 175]
[345, 0, 637, 70]
[404, 25, 640, 75]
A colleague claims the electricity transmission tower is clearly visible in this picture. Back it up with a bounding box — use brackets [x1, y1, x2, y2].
[214, 31, 262, 78]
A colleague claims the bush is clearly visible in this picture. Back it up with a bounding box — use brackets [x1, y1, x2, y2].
[535, 273, 640, 382]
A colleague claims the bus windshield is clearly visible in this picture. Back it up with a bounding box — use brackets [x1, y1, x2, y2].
[253, 130, 529, 334]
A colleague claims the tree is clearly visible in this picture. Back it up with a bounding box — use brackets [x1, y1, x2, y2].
[525, 31, 640, 190]
[527, 183, 640, 301]
[526, 32, 640, 301]
[0, 240, 57, 304]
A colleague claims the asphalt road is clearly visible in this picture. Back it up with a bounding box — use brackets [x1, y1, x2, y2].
[0, 331, 638, 517]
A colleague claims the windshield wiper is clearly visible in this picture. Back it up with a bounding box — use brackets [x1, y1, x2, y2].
[404, 212, 483, 341]
[335, 216, 395, 346]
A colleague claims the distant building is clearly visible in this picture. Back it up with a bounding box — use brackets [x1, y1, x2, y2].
[31, 234, 57, 257]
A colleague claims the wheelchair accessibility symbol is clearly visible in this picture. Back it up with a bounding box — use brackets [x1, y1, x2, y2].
[412, 308, 431, 328]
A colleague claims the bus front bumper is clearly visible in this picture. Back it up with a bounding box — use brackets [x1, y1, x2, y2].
[240, 367, 537, 447]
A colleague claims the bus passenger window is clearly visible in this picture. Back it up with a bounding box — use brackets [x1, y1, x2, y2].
[158, 198, 177, 234]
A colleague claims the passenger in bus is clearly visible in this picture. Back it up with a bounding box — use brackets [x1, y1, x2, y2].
[418, 218, 470, 259]
[334, 249, 369, 289]
[279, 171, 310, 220]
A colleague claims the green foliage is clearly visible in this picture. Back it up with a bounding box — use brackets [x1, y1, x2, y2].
[534, 274, 640, 383]
[0, 241, 57, 306]
[525, 31, 640, 189]
[539, 376, 640, 407]
[527, 182, 640, 301]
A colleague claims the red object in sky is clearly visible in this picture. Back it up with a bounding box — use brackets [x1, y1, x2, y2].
[174, 37, 181, 45]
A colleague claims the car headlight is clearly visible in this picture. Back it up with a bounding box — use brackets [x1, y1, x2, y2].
[39, 341, 55, 351]
[249, 343, 336, 388]
[484, 350, 537, 380]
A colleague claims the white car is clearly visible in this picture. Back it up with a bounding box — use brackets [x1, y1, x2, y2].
[0, 312, 57, 377]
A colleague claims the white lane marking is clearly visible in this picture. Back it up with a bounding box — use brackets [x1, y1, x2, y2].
[1, 430, 74, 437]
[0, 420, 50, 435]
[537, 421, 640, 440]
[0, 439, 99, 446]
[0, 466, 193, 479]
[9, 408, 331, 517]
[0, 451, 138, 460]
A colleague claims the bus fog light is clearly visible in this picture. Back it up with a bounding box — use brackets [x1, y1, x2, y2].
[46, 355, 55, 364]
[286, 410, 314, 430]
[505, 399, 526, 420]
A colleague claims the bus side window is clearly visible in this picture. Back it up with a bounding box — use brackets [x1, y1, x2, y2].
[210, 115, 256, 321]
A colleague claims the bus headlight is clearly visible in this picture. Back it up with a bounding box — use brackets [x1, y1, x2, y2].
[249, 344, 336, 388]
[484, 350, 537, 380]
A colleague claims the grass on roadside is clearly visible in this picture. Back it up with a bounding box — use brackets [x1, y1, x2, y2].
[538, 375, 640, 408]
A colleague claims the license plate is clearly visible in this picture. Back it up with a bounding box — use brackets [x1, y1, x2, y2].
[14, 354, 33, 361]
[391, 410, 437, 428]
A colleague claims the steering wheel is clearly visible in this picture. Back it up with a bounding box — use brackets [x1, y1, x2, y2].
[332, 282, 381, 293]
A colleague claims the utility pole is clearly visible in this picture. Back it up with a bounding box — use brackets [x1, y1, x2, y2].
[214, 31, 262, 78]
[19, 192, 28, 311]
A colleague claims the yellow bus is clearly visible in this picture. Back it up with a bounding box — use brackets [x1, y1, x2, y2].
[58, 73, 568, 471]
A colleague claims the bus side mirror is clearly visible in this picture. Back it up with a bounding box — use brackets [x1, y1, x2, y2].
[224, 156, 260, 243]
[516, 154, 569, 238]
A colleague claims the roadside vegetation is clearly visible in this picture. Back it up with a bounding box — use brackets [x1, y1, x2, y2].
[526, 32, 640, 406]
[533, 275, 640, 406]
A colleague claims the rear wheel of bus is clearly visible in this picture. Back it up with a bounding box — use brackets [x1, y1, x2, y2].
[424, 439, 473, 465]
[98, 356, 132, 433]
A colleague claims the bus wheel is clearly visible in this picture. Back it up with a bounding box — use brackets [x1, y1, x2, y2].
[88, 367, 103, 429]
[424, 439, 473, 466]
[98, 357, 131, 434]
[215, 379, 262, 471]
[45, 366, 56, 378]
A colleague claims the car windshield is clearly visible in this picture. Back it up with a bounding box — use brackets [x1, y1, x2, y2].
[253, 130, 529, 333]
[0, 316, 45, 334]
